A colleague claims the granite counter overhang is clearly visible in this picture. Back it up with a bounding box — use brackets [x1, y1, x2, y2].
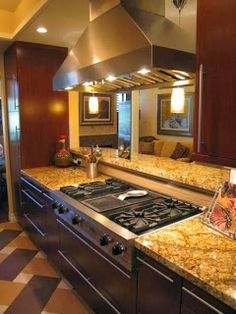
[71, 148, 230, 193]
[135, 216, 236, 310]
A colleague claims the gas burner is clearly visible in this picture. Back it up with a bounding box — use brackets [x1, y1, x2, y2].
[108, 198, 203, 235]
[60, 179, 133, 201]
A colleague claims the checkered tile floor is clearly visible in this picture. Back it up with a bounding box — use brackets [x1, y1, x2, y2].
[0, 221, 92, 314]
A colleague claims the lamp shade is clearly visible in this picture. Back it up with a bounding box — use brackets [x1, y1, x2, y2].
[171, 87, 185, 113]
[89, 96, 99, 114]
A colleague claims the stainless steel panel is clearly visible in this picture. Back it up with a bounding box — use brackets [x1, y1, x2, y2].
[53, 1, 195, 90]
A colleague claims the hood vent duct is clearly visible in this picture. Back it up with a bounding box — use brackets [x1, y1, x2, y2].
[53, 0, 195, 91]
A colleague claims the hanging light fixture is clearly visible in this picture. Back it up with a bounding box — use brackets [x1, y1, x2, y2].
[88, 96, 99, 114]
[173, 0, 187, 13]
[170, 87, 185, 113]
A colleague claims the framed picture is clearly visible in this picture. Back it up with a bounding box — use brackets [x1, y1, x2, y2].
[157, 92, 194, 137]
[80, 93, 113, 125]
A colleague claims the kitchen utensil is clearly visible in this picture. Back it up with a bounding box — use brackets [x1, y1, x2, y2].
[118, 190, 148, 201]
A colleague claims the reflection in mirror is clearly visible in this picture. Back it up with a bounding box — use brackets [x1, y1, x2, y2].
[138, 85, 194, 161]
[117, 92, 132, 160]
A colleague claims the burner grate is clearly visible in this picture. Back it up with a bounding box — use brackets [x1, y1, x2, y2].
[108, 200, 202, 235]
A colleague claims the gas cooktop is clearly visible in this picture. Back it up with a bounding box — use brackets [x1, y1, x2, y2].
[60, 179, 204, 235]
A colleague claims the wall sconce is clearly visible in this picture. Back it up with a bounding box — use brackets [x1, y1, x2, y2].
[89, 96, 99, 114]
[170, 87, 185, 113]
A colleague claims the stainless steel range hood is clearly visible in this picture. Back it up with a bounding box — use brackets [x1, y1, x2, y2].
[53, 0, 195, 91]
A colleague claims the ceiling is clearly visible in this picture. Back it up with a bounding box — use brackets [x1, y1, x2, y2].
[0, 0, 196, 59]
[15, 0, 89, 48]
[0, 0, 21, 12]
[0, 0, 89, 53]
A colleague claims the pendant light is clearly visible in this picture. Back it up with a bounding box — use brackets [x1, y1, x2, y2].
[88, 95, 99, 114]
[170, 87, 185, 113]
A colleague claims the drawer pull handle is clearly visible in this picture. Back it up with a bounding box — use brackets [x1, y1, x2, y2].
[58, 250, 121, 314]
[21, 177, 42, 194]
[137, 257, 174, 283]
[182, 287, 223, 314]
[21, 189, 44, 208]
[56, 219, 132, 279]
[24, 214, 46, 237]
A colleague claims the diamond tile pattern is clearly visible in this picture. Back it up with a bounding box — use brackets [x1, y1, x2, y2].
[0, 222, 91, 314]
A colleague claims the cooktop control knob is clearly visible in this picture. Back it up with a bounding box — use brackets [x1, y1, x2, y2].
[100, 234, 113, 246]
[52, 201, 60, 209]
[72, 215, 83, 225]
[112, 242, 126, 255]
[58, 205, 69, 214]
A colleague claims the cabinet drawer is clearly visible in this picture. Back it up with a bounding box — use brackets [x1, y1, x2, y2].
[137, 253, 182, 314]
[181, 281, 235, 314]
[58, 218, 136, 314]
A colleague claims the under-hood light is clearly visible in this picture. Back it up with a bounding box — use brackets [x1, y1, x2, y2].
[64, 86, 73, 90]
[106, 75, 117, 82]
[138, 68, 150, 75]
[82, 81, 93, 86]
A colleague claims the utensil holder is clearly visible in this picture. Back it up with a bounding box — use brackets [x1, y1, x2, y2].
[86, 162, 98, 179]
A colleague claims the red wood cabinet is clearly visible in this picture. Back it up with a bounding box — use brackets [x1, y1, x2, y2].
[192, 0, 236, 167]
[4, 42, 69, 211]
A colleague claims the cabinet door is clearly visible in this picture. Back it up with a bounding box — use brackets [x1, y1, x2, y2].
[137, 255, 182, 314]
[193, 0, 236, 166]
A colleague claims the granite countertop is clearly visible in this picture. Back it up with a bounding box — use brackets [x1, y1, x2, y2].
[135, 217, 236, 310]
[21, 166, 109, 190]
[100, 149, 229, 193]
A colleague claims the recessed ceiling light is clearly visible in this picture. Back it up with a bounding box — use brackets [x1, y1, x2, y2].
[106, 75, 116, 82]
[36, 27, 47, 34]
[138, 68, 150, 75]
[64, 86, 73, 90]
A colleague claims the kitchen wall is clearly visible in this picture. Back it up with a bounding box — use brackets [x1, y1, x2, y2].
[68, 91, 118, 149]
[139, 85, 195, 143]
[68, 91, 79, 148]
[0, 53, 14, 220]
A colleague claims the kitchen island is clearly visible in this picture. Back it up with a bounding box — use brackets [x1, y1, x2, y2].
[20, 165, 236, 313]
[136, 216, 236, 311]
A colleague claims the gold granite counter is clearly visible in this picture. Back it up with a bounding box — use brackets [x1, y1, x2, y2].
[21, 166, 109, 190]
[93, 149, 228, 192]
[135, 217, 236, 310]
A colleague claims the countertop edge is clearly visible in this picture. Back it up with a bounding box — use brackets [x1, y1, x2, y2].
[20, 169, 51, 191]
[135, 237, 236, 311]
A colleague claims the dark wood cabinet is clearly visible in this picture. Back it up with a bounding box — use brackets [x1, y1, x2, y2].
[181, 280, 235, 314]
[57, 217, 136, 314]
[192, 0, 236, 167]
[137, 252, 235, 314]
[20, 176, 58, 258]
[4, 42, 69, 213]
[137, 253, 182, 314]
